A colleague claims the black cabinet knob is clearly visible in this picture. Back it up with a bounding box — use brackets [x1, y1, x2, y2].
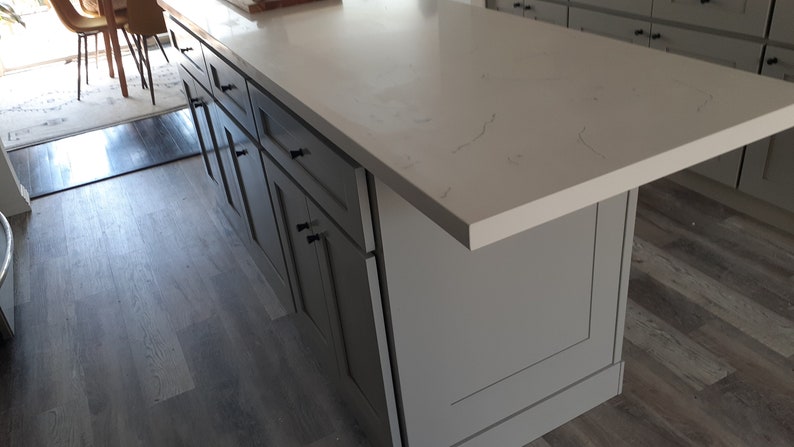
[634, 29, 644, 36]
[307, 234, 321, 244]
[235, 149, 248, 157]
[220, 84, 236, 92]
[289, 148, 306, 159]
[296, 222, 311, 232]
[512, 2, 520, 7]
[180, 47, 193, 53]
[651, 33, 661, 40]
[767, 57, 779, 65]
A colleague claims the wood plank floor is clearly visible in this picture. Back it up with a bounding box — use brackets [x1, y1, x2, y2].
[7, 109, 198, 199]
[2, 140, 794, 445]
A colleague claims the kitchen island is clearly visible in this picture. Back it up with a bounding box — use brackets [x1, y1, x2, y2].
[158, 0, 794, 445]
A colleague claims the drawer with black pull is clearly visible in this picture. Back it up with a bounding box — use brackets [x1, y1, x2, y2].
[167, 17, 209, 90]
[250, 83, 375, 252]
[204, 49, 256, 136]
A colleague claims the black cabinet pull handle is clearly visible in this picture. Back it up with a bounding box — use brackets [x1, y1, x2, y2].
[767, 57, 779, 65]
[180, 47, 193, 53]
[235, 149, 248, 157]
[524, 4, 531, 9]
[190, 98, 204, 108]
[307, 234, 321, 244]
[289, 148, 306, 159]
[651, 33, 661, 40]
[700, 0, 709, 3]
[512, 2, 520, 7]
[220, 84, 236, 92]
[296, 222, 311, 232]
[634, 29, 644, 36]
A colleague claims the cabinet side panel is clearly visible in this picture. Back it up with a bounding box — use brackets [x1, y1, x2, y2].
[375, 179, 629, 446]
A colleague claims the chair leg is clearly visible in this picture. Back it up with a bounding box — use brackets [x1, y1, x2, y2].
[83, 32, 90, 85]
[121, 28, 142, 81]
[132, 34, 147, 89]
[144, 38, 155, 105]
[154, 35, 169, 63]
[94, 33, 99, 69]
[77, 34, 82, 100]
[103, 31, 115, 78]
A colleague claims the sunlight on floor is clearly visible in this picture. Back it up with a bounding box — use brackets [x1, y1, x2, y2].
[50, 131, 113, 183]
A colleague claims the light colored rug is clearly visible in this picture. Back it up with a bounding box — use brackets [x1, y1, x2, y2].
[1, 50, 186, 151]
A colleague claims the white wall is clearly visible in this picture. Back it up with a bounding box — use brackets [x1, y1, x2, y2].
[0, 150, 30, 217]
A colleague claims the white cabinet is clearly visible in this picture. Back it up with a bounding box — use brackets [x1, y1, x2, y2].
[652, 0, 773, 37]
[569, 7, 651, 46]
[769, 0, 794, 45]
[738, 46, 794, 213]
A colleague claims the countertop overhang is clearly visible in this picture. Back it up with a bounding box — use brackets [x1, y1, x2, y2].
[159, 0, 794, 249]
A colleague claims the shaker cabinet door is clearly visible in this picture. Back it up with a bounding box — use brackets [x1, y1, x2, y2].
[523, 0, 568, 26]
[489, 0, 525, 16]
[264, 156, 338, 372]
[213, 109, 250, 243]
[308, 200, 394, 447]
[651, 0, 772, 37]
[738, 46, 794, 213]
[769, 0, 794, 46]
[569, 8, 650, 46]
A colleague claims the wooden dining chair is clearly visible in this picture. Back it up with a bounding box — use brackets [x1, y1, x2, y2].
[126, 0, 169, 105]
[48, 0, 131, 100]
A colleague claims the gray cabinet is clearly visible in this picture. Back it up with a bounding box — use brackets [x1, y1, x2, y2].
[523, 0, 568, 26]
[180, 65, 224, 196]
[652, 0, 773, 37]
[569, 7, 651, 45]
[168, 16, 209, 87]
[489, 0, 568, 25]
[769, 0, 794, 45]
[649, 24, 763, 187]
[571, 0, 652, 16]
[215, 111, 292, 309]
[264, 156, 396, 447]
[490, 0, 524, 16]
[738, 46, 794, 213]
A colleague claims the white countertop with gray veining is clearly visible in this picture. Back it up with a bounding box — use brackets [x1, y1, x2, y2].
[159, 0, 794, 249]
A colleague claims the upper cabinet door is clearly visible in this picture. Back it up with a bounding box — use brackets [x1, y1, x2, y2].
[769, 0, 794, 45]
[569, 8, 651, 46]
[652, 0, 773, 37]
[571, 0, 652, 16]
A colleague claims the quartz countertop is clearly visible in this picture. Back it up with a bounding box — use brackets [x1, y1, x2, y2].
[159, 0, 794, 249]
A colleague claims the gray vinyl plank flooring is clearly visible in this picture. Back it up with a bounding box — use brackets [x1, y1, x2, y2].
[1, 137, 793, 446]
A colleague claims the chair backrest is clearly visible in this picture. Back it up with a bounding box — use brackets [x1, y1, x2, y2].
[126, 0, 166, 36]
[48, 0, 88, 32]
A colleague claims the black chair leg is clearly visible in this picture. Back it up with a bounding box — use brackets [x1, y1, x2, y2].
[122, 28, 143, 83]
[144, 37, 155, 105]
[154, 35, 169, 63]
[83, 32, 89, 86]
[77, 34, 82, 100]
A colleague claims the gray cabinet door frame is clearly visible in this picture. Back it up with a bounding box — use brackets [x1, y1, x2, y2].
[569, 8, 651, 46]
[738, 46, 794, 213]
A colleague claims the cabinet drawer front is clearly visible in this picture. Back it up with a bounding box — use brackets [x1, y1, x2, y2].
[762, 46, 794, 82]
[489, 0, 525, 16]
[769, 0, 794, 45]
[204, 50, 256, 137]
[649, 24, 762, 72]
[524, 0, 568, 26]
[167, 18, 209, 90]
[571, 0, 652, 16]
[569, 8, 651, 46]
[250, 85, 375, 252]
[652, 0, 772, 37]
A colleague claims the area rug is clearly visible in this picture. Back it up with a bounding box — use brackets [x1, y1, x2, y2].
[0, 50, 186, 152]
